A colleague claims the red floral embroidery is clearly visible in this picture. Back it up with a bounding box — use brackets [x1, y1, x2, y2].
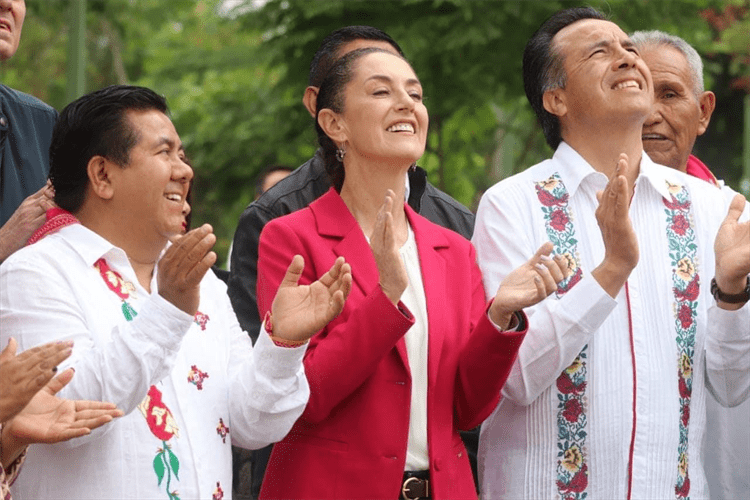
[557, 463, 588, 493]
[536, 185, 569, 207]
[140, 386, 179, 441]
[678, 375, 691, 399]
[94, 259, 135, 300]
[680, 404, 690, 428]
[671, 214, 690, 236]
[563, 398, 583, 423]
[216, 418, 230, 444]
[675, 477, 690, 497]
[677, 304, 693, 329]
[187, 365, 209, 390]
[556, 372, 586, 395]
[549, 209, 569, 231]
[194, 311, 210, 331]
[674, 276, 700, 302]
[213, 482, 224, 500]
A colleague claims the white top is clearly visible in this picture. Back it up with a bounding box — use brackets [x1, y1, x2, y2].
[399, 223, 430, 470]
[0, 223, 309, 500]
[473, 142, 750, 500]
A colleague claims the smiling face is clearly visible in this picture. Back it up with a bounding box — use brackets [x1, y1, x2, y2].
[0, 0, 25, 61]
[335, 51, 428, 167]
[108, 109, 193, 243]
[641, 45, 713, 171]
[546, 19, 653, 135]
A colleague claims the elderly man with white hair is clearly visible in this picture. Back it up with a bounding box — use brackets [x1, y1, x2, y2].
[632, 29, 749, 500]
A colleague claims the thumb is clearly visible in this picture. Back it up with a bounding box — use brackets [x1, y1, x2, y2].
[45, 368, 75, 396]
[725, 194, 747, 223]
[279, 255, 305, 289]
[532, 241, 555, 261]
[0, 337, 18, 361]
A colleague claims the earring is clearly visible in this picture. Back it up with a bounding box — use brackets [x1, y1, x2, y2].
[335, 148, 346, 163]
[409, 162, 417, 172]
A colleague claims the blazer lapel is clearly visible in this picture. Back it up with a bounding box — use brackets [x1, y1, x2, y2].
[311, 190, 409, 369]
[406, 206, 451, 390]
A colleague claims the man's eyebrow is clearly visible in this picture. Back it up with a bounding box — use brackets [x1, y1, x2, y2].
[153, 136, 182, 151]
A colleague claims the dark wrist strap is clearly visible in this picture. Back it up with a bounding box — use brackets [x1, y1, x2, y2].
[711, 276, 750, 304]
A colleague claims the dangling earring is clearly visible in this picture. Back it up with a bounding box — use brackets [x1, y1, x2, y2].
[335, 147, 346, 163]
[409, 162, 417, 172]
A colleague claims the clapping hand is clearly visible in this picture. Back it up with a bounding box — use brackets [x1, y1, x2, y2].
[370, 189, 408, 305]
[271, 255, 353, 342]
[1, 368, 122, 466]
[489, 242, 572, 329]
[714, 193, 750, 309]
[0, 338, 73, 423]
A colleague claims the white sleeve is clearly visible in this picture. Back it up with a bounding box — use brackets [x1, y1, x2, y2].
[225, 293, 309, 450]
[0, 253, 193, 446]
[472, 186, 616, 406]
[705, 194, 750, 407]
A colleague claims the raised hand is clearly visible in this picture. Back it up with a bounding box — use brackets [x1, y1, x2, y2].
[1, 368, 122, 466]
[714, 193, 750, 309]
[592, 153, 639, 297]
[0, 338, 73, 423]
[489, 242, 571, 328]
[0, 181, 56, 262]
[271, 255, 353, 342]
[158, 223, 217, 314]
[370, 190, 408, 305]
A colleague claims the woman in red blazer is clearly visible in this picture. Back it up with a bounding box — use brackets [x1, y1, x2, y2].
[256, 48, 569, 500]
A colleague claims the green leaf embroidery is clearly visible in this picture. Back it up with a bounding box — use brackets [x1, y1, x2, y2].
[153, 453, 166, 486]
[168, 447, 180, 480]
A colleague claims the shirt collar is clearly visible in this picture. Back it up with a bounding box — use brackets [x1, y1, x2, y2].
[58, 223, 132, 269]
[553, 142, 608, 196]
[638, 152, 687, 201]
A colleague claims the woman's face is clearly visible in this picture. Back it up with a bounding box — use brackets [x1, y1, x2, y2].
[337, 52, 428, 166]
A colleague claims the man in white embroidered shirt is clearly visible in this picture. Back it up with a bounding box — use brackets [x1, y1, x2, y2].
[473, 7, 750, 500]
[0, 85, 352, 499]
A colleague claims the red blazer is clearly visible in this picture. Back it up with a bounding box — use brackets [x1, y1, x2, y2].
[257, 189, 525, 500]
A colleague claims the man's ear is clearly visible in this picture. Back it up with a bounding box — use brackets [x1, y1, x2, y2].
[697, 90, 716, 136]
[317, 108, 348, 144]
[86, 156, 115, 200]
[303, 86, 319, 119]
[542, 87, 567, 118]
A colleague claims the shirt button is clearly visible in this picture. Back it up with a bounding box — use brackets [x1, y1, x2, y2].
[0, 117, 7, 127]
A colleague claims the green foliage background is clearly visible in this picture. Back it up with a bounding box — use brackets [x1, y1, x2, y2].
[3, 0, 748, 264]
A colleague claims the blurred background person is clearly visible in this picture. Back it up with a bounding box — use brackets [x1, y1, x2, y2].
[632, 29, 750, 500]
[0, 0, 57, 263]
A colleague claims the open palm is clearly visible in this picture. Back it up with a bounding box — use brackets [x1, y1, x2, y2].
[272, 255, 352, 342]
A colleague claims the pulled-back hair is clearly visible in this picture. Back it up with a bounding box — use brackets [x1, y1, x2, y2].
[308, 26, 403, 88]
[49, 85, 168, 212]
[315, 47, 407, 192]
[630, 30, 705, 96]
[523, 7, 606, 150]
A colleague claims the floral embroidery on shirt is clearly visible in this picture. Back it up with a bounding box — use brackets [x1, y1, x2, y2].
[139, 385, 181, 500]
[194, 311, 210, 331]
[663, 182, 699, 499]
[216, 418, 230, 444]
[94, 258, 137, 319]
[535, 173, 589, 499]
[212, 482, 224, 500]
[187, 365, 209, 390]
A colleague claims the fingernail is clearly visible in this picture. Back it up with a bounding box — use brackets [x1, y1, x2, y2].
[535, 263, 546, 270]
[540, 254, 553, 262]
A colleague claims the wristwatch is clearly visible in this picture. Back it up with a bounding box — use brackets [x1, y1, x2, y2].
[710, 276, 750, 304]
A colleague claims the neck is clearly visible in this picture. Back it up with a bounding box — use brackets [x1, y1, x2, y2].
[563, 121, 643, 187]
[76, 203, 163, 292]
[339, 156, 409, 243]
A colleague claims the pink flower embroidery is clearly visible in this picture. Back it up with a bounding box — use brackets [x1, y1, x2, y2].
[678, 303, 693, 329]
[216, 418, 230, 444]
[549, 209, 569, 231]
[213, 482, 224, 500]
[671, 214, 690, 236]
[194, 311, 210, 331]
[139, 386, 179, 441]
[187, 365, 209, 390]
[562, 398, 583, 423]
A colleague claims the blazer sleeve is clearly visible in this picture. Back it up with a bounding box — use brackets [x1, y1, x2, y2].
[452, 243, 527, 430]
[257, 218, 415, 424]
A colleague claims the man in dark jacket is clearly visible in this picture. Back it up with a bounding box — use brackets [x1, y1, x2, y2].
[227, 25, 476, 500]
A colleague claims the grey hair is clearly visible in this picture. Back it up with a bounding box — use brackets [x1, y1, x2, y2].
[630, 30, 704, 96]
[542, 44, 567, 94]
